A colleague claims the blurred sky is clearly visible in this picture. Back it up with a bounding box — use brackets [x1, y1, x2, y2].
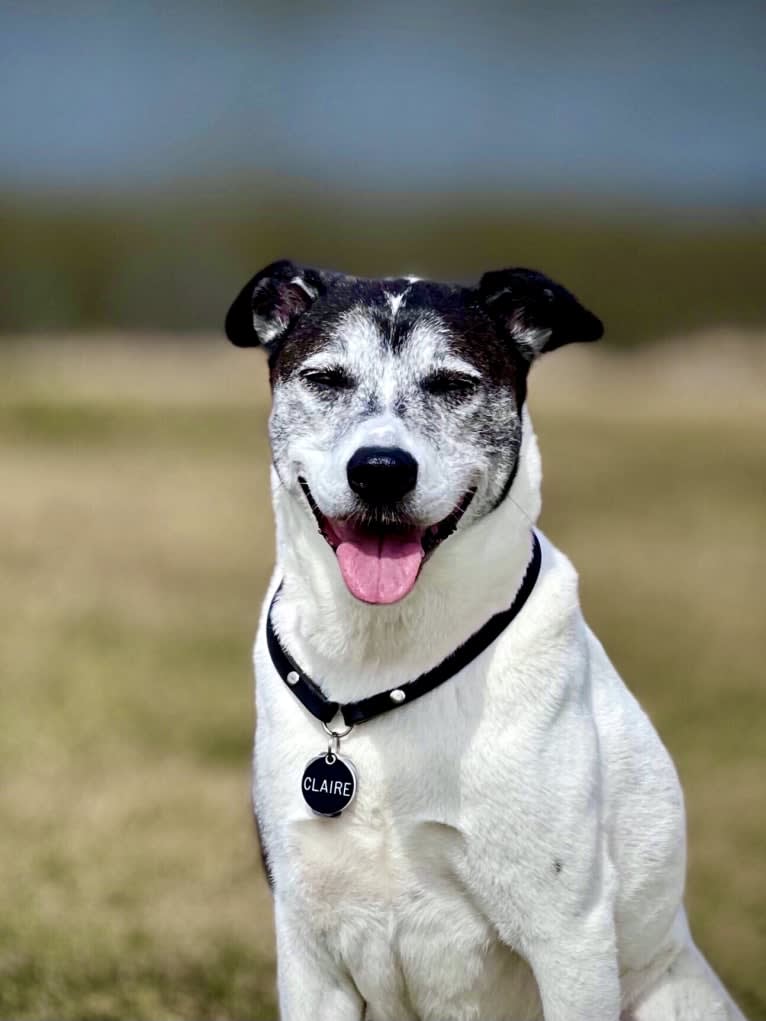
[2, 0, 765, 206]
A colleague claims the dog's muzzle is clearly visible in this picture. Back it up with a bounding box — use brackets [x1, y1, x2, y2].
[299, 477, 475, 606]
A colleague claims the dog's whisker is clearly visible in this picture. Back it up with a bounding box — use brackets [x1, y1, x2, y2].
[507, 490, 535, 528]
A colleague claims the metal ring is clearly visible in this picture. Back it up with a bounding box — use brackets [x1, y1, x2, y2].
[327, 733, 341, 758]
[321, 720, 354, 739]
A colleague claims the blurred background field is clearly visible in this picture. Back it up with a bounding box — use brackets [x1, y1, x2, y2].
[2, 1, 765, 1019]
[1, 335, 764, 1020]
[2, 1, 766, 345]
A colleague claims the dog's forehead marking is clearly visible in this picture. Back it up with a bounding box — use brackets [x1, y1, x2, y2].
[386, 291, 405, 316]
[383, 274, 420, 320]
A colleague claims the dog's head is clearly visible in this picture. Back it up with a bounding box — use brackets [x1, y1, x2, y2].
[226, 261, 602, 605]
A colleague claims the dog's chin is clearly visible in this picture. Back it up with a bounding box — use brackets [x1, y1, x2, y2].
[298, 479, 475, 606]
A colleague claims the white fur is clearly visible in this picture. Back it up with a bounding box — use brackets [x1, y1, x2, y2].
[386, 291, 406, 315]
[290, 275, 318, 300]
[252, 413, 747, 1021]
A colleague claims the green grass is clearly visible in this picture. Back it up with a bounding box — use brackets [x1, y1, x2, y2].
[1, 335, 764, 1019]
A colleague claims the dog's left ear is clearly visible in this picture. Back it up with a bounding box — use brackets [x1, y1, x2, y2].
[225, 259, 329, 349]
[478, 267, 603, 359]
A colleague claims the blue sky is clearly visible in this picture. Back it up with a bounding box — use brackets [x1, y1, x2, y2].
[2, 0, 764, 204]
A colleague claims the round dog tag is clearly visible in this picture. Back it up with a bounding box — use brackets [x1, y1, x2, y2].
[301, 753, 357, 817]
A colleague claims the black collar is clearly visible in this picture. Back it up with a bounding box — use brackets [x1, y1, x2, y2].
[266, 531, 542, 728]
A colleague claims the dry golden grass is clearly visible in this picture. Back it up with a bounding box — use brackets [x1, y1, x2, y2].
[1, 334, 764, 1019]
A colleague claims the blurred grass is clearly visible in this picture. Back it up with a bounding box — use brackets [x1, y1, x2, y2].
[2, 195, 765, 344]
[1, 334, 764, 1019]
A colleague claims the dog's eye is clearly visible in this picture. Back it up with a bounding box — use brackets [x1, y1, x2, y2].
[300, 366, 354, 391]
[421, 371, 480, 399]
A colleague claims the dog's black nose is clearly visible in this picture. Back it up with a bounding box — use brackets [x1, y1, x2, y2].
[347, 446, 418, 504]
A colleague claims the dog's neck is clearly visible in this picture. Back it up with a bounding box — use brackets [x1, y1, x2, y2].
[269, 410, 543, 703]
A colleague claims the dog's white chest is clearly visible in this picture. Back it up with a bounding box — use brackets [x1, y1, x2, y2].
[283, 803, 540, 1020]
[255, 663, 545, 1020]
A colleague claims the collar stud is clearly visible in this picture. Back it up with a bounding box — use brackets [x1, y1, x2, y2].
[389, 689, 406, 703]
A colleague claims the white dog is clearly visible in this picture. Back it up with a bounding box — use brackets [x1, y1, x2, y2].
[225, 261, 747, 1021]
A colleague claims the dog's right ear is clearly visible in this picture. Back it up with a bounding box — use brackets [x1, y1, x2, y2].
[224, 260, 327, 349]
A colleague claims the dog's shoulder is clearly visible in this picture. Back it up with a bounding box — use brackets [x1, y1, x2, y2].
[532, 531, 582, 620]
[502, 530, 587, 668]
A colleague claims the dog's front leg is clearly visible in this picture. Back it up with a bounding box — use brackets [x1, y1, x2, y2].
[520, 910, 621, 1021]
[274, 897, 364, 1021]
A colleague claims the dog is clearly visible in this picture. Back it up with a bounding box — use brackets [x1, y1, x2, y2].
[225, 261, 747, 1021]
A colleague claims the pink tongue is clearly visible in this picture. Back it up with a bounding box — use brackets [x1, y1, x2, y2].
[335, 532, 424, 604]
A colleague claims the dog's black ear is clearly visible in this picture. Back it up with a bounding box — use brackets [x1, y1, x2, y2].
[225, 259, 327, 349]
[478, 267, 603, 360]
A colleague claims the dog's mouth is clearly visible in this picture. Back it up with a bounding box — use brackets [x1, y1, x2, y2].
[298, 478, 475, 605]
